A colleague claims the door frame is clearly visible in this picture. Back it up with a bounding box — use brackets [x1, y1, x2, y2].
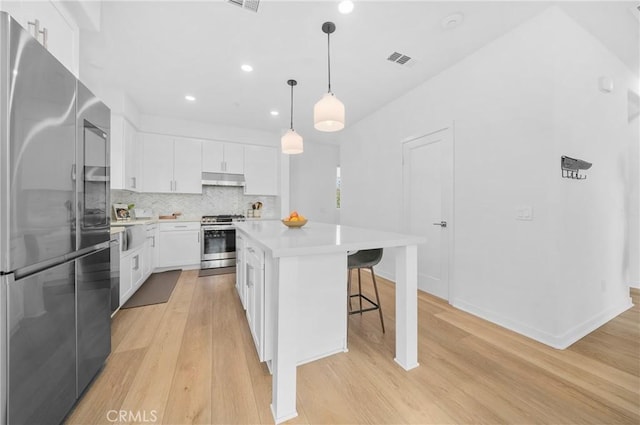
[401, 124, 455, 302]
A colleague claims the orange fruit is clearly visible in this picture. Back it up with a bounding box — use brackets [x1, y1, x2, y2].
[290, 211, 299, 218]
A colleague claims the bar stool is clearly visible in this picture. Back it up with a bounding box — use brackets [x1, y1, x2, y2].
[347, 248, 385, 333]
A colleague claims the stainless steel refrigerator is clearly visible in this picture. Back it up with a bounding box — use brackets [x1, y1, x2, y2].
[0, 12, 112, 425]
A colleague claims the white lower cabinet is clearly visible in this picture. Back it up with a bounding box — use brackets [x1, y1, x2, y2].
[144, 223, 158, 275]
[236, 233, 246, 309]
[158, 222, 200, 268]
[241, 240, 271, 362]
[119, 245, 144, 306]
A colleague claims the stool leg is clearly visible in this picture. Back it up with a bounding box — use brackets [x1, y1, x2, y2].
[357, 268, 363, 315]
[370, 267, 385, 333]
[347, 269, 352, 313]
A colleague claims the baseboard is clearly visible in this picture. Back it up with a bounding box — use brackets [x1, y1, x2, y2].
[629, 281, 640, 289]
[451, 296, 633, 350]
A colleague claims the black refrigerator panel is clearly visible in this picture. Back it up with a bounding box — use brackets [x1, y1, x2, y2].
[7, 261, 76, 425]
[76, 82, 111, 251]
[5, 14, 77, 272]
[76, 247, 111, 396]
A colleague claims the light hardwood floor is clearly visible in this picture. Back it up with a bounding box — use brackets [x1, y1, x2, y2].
[67, 270, 640, 424]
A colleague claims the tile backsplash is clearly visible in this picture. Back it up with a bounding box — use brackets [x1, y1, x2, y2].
[111, 187, 278, 219]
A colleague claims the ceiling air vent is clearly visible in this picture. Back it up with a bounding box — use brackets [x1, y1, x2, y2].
[630, 4, 640, 22]
[228, 0, 260, 13]
[387, 51, 415, 67]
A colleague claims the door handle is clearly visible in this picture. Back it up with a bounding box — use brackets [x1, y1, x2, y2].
[432, 221, 447, 228]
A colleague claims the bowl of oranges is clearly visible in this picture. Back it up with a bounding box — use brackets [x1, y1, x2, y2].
[282, 211, 307, 228]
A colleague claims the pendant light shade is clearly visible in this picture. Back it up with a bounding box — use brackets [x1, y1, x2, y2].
[314, 21, 345, 132]
[281, 79, 303, 154]
[314, 93, 345, 132]
[281, 129, 303, 154]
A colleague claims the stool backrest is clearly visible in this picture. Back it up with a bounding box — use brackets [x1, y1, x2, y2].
[348, 248, 383, 269]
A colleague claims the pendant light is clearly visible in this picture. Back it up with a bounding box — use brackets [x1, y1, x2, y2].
[314, 21, 345, 132]
[281, 79, 303, 154]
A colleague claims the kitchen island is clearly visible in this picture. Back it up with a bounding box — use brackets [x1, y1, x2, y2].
[234, 220, 425, 424]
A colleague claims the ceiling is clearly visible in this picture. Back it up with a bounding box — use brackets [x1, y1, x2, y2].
[80, 1, 639, 143]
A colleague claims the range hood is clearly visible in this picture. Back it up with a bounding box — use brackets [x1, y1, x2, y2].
[202, 172, 246, 187]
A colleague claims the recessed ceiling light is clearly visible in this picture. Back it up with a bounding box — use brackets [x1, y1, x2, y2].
[241, 64, 253, 72]
[185, 95, 196, 101]
[338, 1, 354, 14]
[441, 12, 464, 30]
[270, 110, 279, 116]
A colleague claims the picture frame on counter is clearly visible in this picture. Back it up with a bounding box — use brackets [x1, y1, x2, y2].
[113, 203, 131, 221]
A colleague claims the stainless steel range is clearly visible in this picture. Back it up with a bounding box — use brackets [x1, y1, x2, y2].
[200, 215, 245, 269]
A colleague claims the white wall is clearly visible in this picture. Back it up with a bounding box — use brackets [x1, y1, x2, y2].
[549, 9, 636, 341]
[339, 6, 636, 348]
[289, 141, 340, 223]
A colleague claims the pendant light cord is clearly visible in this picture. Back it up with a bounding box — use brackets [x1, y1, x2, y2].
[327, 31, 332, 93]
[290, 83, 294, 130]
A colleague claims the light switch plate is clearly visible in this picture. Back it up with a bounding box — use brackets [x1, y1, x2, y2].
[515, 206, 533, 221]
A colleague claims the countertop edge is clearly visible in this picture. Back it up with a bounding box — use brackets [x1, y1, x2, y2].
[235, 221, 425, 258]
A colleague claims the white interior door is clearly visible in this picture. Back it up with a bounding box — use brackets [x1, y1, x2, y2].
[402, 127, 453, 300]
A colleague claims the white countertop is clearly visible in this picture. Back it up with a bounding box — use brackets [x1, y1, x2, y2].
[235, 220, 425, 258]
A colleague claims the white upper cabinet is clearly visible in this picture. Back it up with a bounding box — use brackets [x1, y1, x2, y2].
[1, 0, 79, 75]
[140, 133, 202, 194]
[123, 119, 141, 191]
[224, 143, 245, 174]
[110, 115, 140, 192]
[141, 133, 174, 193]
[202, 140, 244, 174]
[173, 137, 203, 194]
[244, 145, 279, 196]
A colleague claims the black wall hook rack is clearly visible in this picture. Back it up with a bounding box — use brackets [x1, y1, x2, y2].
[561, 155, 592, 180]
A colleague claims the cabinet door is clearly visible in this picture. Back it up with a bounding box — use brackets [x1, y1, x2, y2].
[123, 120, 140, 191]
[224, 143, 245, 174]
[244, 145, 278, 195]
[109, 115, 125, 189]
[236, 234, 246, 309]
[158, 230, 200, 267]
[146, 225, 158, 272]
[142, 239, 151, 278]
[141, 133, 174, 193]
[202, 140, 225, 173]
[246, 244, 265, 360]
[173, 138, 202, 194]
[130, 250, 144, 290]
[119, 252, 133, 305]
[18, 0, 79, 75]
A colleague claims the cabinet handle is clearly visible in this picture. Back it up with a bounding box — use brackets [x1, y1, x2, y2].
[27, 19, 47, 48]
[132, 176, 137, 189]
[41, 26, 48, 49]
[174, 225, 188, 228]
[133, 255, 139, 270]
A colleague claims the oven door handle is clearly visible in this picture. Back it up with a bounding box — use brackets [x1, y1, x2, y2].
[202, 225, 235, 231]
